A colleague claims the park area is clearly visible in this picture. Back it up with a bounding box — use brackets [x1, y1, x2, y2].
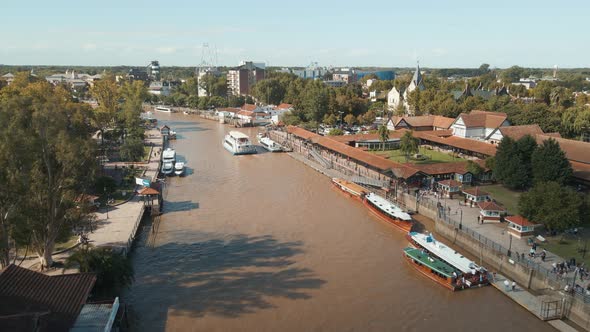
[372, 146, 466, 164]
[480, 184, 522, 215]
[542, 229, 590, 268]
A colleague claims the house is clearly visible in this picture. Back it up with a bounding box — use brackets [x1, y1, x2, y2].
[0, 264, 105, 332]
[269, 103, 293, 117]
[534, 134, 590, 185]
[451, 83, 509, 101]
[506, 215, 539, 238]
[227, 61, 265, 96]
[1, 73, 14, 85]
[450, 110, 510, 143]
[387, 86, 403, 111]
[437, 179, 462, 198]
[461, 187, 490, 206]
[494, 124, 545, 141]
[477, 201, 506, 222]
[387, 115, 455, 131]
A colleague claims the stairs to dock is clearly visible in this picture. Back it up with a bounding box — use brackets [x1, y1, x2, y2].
[350, 175, 389, 188]
[309, 149, 332, 169]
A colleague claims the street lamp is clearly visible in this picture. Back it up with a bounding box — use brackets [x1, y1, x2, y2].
[104, 187, 109, 220]
[508, 234, 513, 257]
[458, 208, 463, 230]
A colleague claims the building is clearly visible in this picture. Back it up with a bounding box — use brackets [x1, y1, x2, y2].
[148, 81, 171, 96]
[462, 187, 490, 206]
[450, 110, 510, 143]
[356, 70, 395, 81]
[451, 83, 509, 100]
[148, 61, 161, 81]
[331, 68, 357, 84]
[387, 115, 455, 131]
[437, 179, 462, 198]
[227, 61, 265, 96]
[1, 73, 14, 85]
[387, 64, 424, 114]
[506, 215, 539, 238]
[0, 264, 111, 332]
[45, 70, 102, 89]
[477, 201, 506, 222]
[127, 68, 148, 81]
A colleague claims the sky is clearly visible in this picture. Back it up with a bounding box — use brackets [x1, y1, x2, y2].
[1, 0, 588, 68]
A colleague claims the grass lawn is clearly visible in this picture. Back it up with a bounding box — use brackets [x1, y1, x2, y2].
[144, 145, 152, 161]
[372, 147, 466, 164]
[542, 230, 590, 268]
[480, 184, 522, 215]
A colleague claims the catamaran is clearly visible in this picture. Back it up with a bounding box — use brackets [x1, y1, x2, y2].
[407, 232, 489, 288]
[162, 148, 176, 164]
[223, 131, 257, 155]
[259, 136, 282, 152]
[162, 162, 174, 176]
[363, 192, 413, 232]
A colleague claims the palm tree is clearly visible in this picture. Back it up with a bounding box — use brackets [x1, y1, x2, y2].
[378, 124, 389, 151]
[400, 130, 419, 161]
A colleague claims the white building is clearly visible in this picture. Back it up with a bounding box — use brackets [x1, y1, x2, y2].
[450, 110, 510, 143]
[387, 64, 425, 115]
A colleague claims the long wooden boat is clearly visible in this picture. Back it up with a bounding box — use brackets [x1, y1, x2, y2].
[406, 232, 489, 288]
[363, 192, 413, 232]
[331, 178, 368, 200]
[403, 247, 462, 291]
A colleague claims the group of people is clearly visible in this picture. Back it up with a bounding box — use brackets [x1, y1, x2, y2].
[503, 279, 517, 292]
[552, 259, 588, 281]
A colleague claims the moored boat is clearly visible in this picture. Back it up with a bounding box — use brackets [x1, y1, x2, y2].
[407, 232, 489, 288]
[260, 137, 282, 152]
[331, 178, 368, 200]
[174, 162, 185, 176]
[403, 247, 463, 291]
[162, 162, 174, 176]
[363, 192, 412, 232]
[223, 131, 257, 155]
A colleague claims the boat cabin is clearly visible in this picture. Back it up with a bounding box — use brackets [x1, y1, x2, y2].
[506, 215, 539, 239]
[160, 125, 171, 136]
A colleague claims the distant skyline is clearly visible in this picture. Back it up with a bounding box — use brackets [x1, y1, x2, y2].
[1, 0, 588, 68]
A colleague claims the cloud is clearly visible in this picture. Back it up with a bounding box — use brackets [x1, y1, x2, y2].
[156, 47, 177, 54]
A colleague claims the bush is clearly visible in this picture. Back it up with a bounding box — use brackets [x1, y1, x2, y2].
[119, 137, 144, 162]
[95, 176, 117, 194]
[67, 247, 134, 299]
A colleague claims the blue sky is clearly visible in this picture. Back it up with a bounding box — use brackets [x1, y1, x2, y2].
[1, 0, 587, 68]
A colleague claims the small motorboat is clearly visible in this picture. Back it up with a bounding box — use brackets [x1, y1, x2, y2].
[174, 162, 185, 176]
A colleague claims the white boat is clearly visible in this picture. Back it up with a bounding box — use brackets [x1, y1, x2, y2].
[408, 232, 485, 275]
[162, 148, 176, 163]
[364, 192, 412, 221]
[155, 106, 172, 113]
[174, 162, 185, 176]
[223, 131, 257, 155]
[259, 137, 282, 152]
[162, 162, 174, 175]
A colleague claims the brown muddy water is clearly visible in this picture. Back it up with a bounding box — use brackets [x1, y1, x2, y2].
[124, 113, 554, 331]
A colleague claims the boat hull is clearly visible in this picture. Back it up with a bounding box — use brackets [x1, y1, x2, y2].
[331, 178, 366, 201]
[404, 251, 457, 291]
[363, 197, 412, 232]
[223, 141, 257, 155]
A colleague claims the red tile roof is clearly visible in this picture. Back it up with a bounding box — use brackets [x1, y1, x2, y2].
[274, 103, 293, 110]
[458, 110, 507, 128]
[241, 104, 258, 112]
[535, 135, 590, 164]
[287, 126, 321, 140]
[498, 125, 544, 140]
[237, 110, 254, 117]
[411, 161, 472, 175]
[217, 107, 240, 113]
[391, 115, 454, 129]
[571, 161, 590, 182]
[415, 131, 497, 156]
[505, 215, 538, 227]
[0, 265, 96, 331]
[477, 201, 505, 211]
[138, 187, 159, 195]
[462, 187, 489, 197]
[438, 179, 462, 187]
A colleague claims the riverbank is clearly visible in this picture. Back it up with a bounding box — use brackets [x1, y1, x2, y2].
[280, 132, 579, 331]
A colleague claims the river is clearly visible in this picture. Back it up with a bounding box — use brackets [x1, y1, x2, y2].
[124, 113, 554, 331]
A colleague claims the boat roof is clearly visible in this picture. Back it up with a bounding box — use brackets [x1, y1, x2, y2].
[162, 149, 175, 157]
[229, 131, 250, 139]
[404, 247, 458, 278]
[366, 192, 412, 221]
[332, 178, 367, 195]
[410, 232, 483, 274]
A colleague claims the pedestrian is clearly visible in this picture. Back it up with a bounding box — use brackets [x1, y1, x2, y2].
[512, 281, 516, 292]
[504, 279, 510, 291]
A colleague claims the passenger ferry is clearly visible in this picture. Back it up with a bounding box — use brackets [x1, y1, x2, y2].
[331, 178, 368, 200]
[407, 232, 489, 288]
[162, 148, 176, 163]
[223, 131, 257, 155]
[363, 192, 413, 232]
[259, 136, 282, 152]
[403, 247, 464, 291]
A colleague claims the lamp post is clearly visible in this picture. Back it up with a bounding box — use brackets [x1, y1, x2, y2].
[508, 233, 513, 257]
[104, 187, 109, 220]
[458, 208, 463, 230]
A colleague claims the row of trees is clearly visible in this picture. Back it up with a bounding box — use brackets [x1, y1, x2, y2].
[493, 136, 572, 190]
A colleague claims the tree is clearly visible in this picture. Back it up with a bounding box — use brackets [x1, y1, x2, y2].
[399, 130, 419, 158]
[323, 113, 337, 126]
[466, 160, 484, 177]
[531, 138, 572, 185]
[362, 110, 377, 126]
[119, 137, 145, 162]
[344, 113, 356, 127]
[518, 182, 584, 232]
[3, 81, 97, 268]
[90, 74, 119, 144]
[377, 125, 390, 151]
[120, 80, 148, 140]
[493, 137, 529, 189]
[515, 135, 538, 188]
[67, 247, 134, 298]
[328, 128, 344, 136]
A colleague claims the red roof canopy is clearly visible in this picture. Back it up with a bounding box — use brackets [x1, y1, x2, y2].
[138, 187, 160, 195]
[505, 215, 538, 227]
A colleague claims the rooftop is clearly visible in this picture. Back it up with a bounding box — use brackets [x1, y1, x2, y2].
[505, 215, 538, 227]
[477, 201, 506, 211]
[457, 110, 507, 128]
[462, 187, 489, 197]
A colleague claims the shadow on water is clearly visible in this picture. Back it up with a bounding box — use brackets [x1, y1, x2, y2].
[163, 200, 199, 212]
[173, 126, 209, 133]
[127, 233, 325, 331]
